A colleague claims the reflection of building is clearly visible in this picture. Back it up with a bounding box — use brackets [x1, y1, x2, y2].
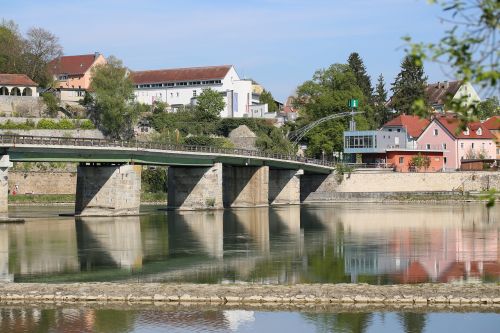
[0, 228, 13, 282]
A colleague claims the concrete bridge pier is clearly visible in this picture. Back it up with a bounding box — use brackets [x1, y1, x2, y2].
[223, 165, 269, 208]
[269, 169, 303, 205]
[0, 155, 12, 216]
[168, 163, 224, 210]
[75, 163, 142, 216]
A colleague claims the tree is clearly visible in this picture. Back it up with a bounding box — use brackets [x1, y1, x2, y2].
[194, 88, 225, 122]
[0, 20, 24, 74]
[374, 74, 391, 126]
[259, 89, 278, 113]
[477, 96, 499, 119]
[23, 27, 62, 87]
[89, 56, 139, 139]
[256, 127, 295, 154]
[295, 63, 373, 157]
[347, 52, 373, 102]
[391, 55, 428, 115]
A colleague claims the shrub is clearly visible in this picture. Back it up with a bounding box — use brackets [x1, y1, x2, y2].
[184, 135, 233, 148]
[57, 119, 75, 129]
[79, 119, 95, 130]
[36, 118, 58, 129]
[41, 93, 59, 118]
[142, 167, 167, 193]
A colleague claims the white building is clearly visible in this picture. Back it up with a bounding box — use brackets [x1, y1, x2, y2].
[130, 65, 256, 118]
[0, 74, 38, 97]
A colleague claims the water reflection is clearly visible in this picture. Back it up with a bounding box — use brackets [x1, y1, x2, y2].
[0, 307, 498, 333]
[2, 203, 499, 283]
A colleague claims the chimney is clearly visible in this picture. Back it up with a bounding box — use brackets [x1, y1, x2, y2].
[436, 82, 440, 89]
[94, 52, 100, 59]
[444, 80, 449, 89]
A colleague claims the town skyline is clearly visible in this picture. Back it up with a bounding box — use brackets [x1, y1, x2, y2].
[3, 0, 459, 102]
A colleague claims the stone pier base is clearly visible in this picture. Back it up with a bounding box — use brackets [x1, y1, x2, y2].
[168, 163, 223, 210]
[223, 165, 269, 208]
[75, 164, 141, 216]
[269, 169, 302, 205]
[0, 155, 12, 216]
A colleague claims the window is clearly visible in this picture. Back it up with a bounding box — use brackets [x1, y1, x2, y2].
[434, 129, 438, 136]
[426, 144, 431, 150]
[463, 128, 470, 135]
[399, 157, 404, 164]
[176, 92, 179, 97]
[58, 75, 68, 80]
[443, 143, 447, 150]
[193, 90, 197, 97]
[461, 143, 464, 149]
[170, 93, 173, 97]
[444, 157, 447, 164]
[477, 128, 482, 136]
[397, 128, 401, 132]
[344, 135, 375, 149]
[482, 143, 485, 150]
[77, 90, 84, 97]
[472, 143, 475, 149]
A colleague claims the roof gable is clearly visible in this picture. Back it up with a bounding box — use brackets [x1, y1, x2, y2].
[0, 74, 38, 86]
[130, 65, 232, 85]
[425, 80, 462, 105]
[435, 116, 494, 139]
[382, 114, 430, 138]
[48, 54, 101, 76]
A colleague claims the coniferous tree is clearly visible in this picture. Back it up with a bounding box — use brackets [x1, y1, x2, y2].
[374, 74, 391, 126]
[391, 55, 428, 115]
[347, 52, 373, 102]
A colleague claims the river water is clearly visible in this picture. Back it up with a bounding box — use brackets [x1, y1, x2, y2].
[1, 203, 499, 332]
[1, 203, 498, 284]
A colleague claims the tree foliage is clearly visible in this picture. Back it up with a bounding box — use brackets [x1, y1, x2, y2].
[374, 74, 391, 126]
[89, 56, 139, 139]
[256, 127, 295, 154]
[295, 63, 373, 157]
[391, 55, 428, 115]
[347, 52, 373, 102]
[195, 88, 224, 122]
[259, 89, 278, 113]
[0, 19, 62, 87]
[477, 96, 499, 119]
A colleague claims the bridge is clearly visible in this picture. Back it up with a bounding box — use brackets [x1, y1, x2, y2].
[0, 135, 335, 216]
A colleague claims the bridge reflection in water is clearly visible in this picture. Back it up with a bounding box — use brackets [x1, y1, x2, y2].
[2, 203, 499, 284]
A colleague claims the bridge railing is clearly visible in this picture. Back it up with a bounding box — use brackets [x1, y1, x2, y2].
[0, 134, 335, 168]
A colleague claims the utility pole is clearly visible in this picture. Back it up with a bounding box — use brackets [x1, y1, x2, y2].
[348, 98, 359, 131]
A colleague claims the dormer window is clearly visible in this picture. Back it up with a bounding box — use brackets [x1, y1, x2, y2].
[463, 127, 470, 136]
[476, 128, 482, 136]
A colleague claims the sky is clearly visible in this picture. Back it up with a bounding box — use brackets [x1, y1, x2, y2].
[1, 0, 456, 102]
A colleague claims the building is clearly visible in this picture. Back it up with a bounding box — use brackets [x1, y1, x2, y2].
[0, 74, 38, 97]
[482, 116, 500, 158]
[425, 80, 480, 113]
[344, 115, 445, 172]
[48, 53, 106, 103]
[417, 115, 496, 170]
[130, 65, 256, 118]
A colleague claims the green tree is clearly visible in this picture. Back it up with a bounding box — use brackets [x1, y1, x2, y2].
[347, 52, 373, 102]
[397, 313, 427, 333]
[477, 96, 499, 119]
[295, 63, 373, 157]
[391, 55, 428, 115]
[89, 56, 139, 139]
[259, 89, 278, 113]
[256, 127, 295, 154]
[195, 88, 225, 122]
[374, 74, 391, 126]
[0, 20, 24, 74]
[40, 92, 60, 118]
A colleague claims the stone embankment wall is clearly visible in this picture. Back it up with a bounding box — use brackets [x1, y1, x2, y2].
[302, 171, 500, 202]
[9, 171, 76, 194]
[0, 283, 498, 308]
[0, 129, 104, 139]
[0, 96, 44, 117]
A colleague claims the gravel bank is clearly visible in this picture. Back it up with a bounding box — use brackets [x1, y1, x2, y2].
[1, 283, 499, 308]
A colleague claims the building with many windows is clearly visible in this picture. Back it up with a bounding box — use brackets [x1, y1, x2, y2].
[48, 53, 106, 103]
[130, 65, 257, 118]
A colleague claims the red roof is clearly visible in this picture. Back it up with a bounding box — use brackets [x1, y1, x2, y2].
[130, 65, 232, 85]
[435, 115, 494, 139]
[483, 116, 500, 131]
[0, 74, 37, 86]
[48, 54, 100, 75]
[383, 114, 430, 138]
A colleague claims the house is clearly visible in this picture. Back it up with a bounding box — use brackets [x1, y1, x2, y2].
[0, 74, 38, 97]
[425, 80, 480, 113]
[344, 115, 444, 172]
[48, 52, 107, 103]
[130, 65, 256, 118]
[417, 115, 496, 170]
[482, 116, 500, 158]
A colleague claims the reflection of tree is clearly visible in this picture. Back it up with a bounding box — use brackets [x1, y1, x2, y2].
[397, 312, 427, 333]
[302, 313, 373, 333]
[94, 309, 135, 333]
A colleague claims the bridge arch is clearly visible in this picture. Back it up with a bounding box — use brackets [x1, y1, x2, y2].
[0, 87, 9, 95]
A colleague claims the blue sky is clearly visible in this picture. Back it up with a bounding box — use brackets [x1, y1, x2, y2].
[2, 0, 453, 101]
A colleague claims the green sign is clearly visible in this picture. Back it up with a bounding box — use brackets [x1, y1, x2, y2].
[348, 99, 359, 108]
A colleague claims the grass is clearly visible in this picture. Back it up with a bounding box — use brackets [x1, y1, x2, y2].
[9, 192, 167, 204]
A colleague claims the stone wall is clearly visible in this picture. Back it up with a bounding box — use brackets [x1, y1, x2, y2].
[9, 171, 77, 194]
[0, 129, 104, 139]
[0, 96, 44, 117]
[302, 171, 500, 202]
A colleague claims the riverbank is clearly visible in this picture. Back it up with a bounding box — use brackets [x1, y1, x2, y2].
[8, 192, 167, 205]
[0, 283, 499, 308]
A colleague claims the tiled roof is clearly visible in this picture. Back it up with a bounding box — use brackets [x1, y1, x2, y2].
[130, 65, 232, 85]
[0, 74, 38, 86]
[48, 54, 100, 75]
[435, 115, 494, 139]
[383, 114, 430, 138]
[483, 116, 500, 131]
[425, 80, 462, 105]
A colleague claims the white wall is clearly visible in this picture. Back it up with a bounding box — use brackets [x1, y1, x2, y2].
[453, 82, 481, 105]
